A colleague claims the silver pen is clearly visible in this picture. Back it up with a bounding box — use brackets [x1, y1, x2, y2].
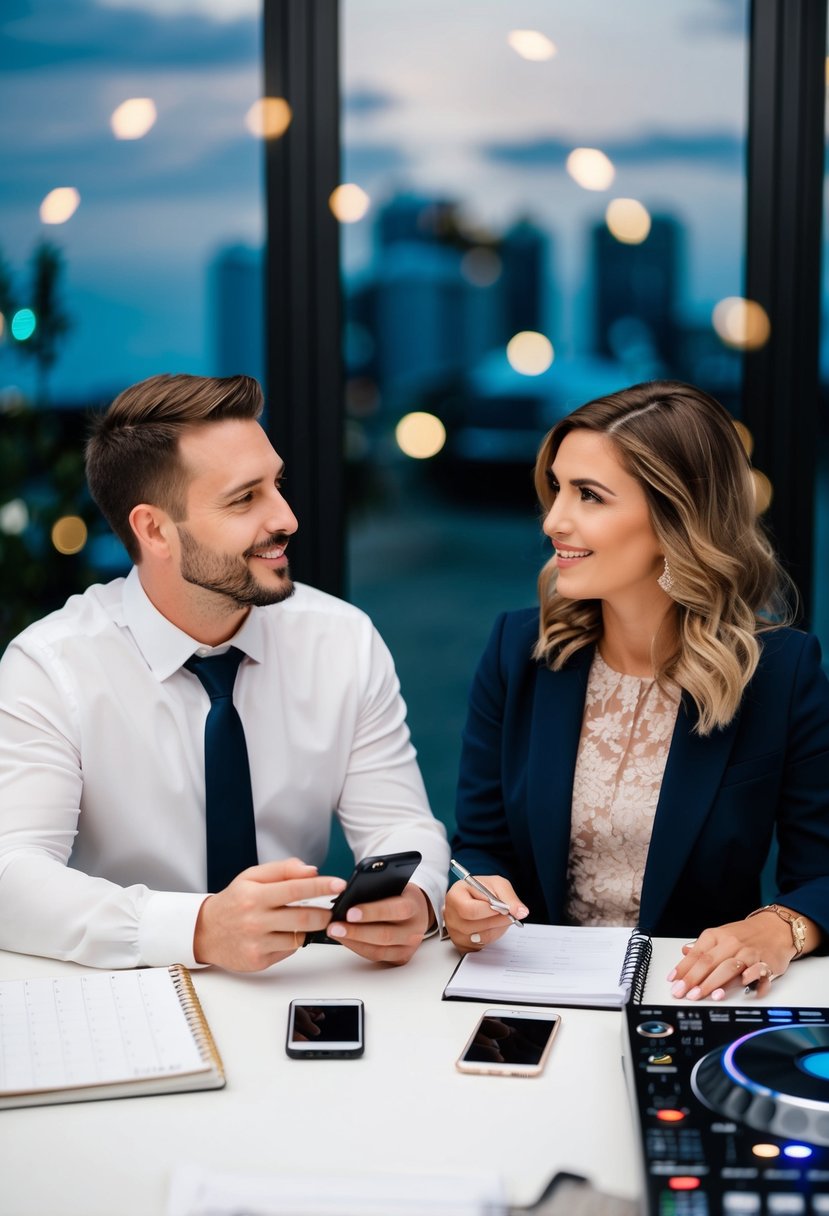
[450, 858, 524, 927]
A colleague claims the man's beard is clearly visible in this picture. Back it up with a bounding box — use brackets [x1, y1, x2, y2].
[177, 526, 295, 608]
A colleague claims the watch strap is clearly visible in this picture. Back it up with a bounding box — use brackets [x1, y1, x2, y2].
[747, 903, 806, 957]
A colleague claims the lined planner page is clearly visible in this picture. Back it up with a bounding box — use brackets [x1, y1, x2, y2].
[0, 969, 209, 1094]
[444, 923, 635, 1004]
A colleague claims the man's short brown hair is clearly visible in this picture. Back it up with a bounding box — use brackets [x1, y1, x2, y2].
[85, 373, 264, 563]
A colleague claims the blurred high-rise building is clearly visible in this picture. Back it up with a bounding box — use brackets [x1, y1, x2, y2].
[210, 244, 264, 386]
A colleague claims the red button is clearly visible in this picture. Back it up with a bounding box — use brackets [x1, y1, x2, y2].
[668, 1177, 701, 1191]
[656, 1109, 686, 1123]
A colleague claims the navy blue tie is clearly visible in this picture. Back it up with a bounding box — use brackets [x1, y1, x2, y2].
[184, 647, 259, 893]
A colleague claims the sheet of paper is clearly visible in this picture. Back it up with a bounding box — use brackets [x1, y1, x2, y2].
[168, 1164, 507, 1216]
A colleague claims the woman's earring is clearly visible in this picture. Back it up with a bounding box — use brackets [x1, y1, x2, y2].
[657, 557, 674, 595]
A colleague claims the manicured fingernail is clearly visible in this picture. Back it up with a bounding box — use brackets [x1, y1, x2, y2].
[330, 878, 346, 892]
[517, 906, 529, 918]
[687, 986, 701, 1001]
[470, 933, 482, 944]
[671, 981, 686, 998]
[327, 923, 346, 938]
[666, 967, 677, 982]
[346, 907, 363, 923]
[711, 988, 726, 1001]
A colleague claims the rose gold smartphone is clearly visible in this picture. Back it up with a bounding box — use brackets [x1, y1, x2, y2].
[455, 1007, 561, 1077]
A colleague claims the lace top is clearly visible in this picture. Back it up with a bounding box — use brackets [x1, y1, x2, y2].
[565, 651, 681, 927]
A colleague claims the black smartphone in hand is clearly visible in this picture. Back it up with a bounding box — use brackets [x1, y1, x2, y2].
[328, 850, 422, 922]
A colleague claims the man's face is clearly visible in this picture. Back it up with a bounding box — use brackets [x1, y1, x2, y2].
[173, 418, 298, 609]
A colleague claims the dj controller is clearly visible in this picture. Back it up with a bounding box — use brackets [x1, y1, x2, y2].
[623, 1003, 829, 1215]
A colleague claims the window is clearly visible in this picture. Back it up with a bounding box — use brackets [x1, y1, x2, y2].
[341, 0, 750, 844]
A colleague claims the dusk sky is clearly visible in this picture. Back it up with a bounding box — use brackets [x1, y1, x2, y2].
[0, 0, 750, 402]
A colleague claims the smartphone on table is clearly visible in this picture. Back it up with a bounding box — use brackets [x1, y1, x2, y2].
[328, 850, 422, 922]
[455, 1008, 561, 1077]
[285, 998, 364, 1059]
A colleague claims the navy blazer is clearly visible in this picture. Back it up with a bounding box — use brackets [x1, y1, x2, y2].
[452, 610, 829, 940]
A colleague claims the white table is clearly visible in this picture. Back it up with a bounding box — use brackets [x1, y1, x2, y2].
[1, 938, 826, 1216]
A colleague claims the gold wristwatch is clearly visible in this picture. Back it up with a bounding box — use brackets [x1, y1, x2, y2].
[747, 903, 807, 957]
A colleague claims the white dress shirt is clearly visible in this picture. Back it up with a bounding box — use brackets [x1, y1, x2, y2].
[0, 569, 449, 968]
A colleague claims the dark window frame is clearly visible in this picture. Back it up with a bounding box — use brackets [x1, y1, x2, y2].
[264, 0, 828, 623]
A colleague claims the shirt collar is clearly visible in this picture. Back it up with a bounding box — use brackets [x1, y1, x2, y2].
[121, 566, 268, 681]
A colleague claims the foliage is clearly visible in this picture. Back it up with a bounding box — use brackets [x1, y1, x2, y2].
[0, 399, 101, 653]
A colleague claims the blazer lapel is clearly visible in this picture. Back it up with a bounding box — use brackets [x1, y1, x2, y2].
[639, 696, 740, 931]
[527, 648, 592, 920]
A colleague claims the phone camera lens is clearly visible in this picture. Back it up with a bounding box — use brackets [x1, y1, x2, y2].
[370, 861, 385, 871]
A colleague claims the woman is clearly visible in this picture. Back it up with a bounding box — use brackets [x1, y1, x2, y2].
[445, 381, 829, 1001]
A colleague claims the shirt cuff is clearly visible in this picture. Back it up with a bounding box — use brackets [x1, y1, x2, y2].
[138, 891, 210, 967]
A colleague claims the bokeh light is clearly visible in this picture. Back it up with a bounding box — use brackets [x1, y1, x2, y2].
[329, 183, 371, 223]
[11, 309, 36, 341]
[0, 313, 5, 342]
[711, 296, 771, 350]
[39, 187, 80, 225]
[752, 469, 772, 515]
[507, 30, 557, 61]
[566, 148, 615, 191]
[110, 98, 157, 140]
[245, 97, 292, 139]
[605, 198, 652, 245]
[506, 331, 554, 376]
[51, 515, 88, 555]
[395, 412, 447, 459]
[0, 498, 29, 536]
[733, 419, 754, 458]
[461, 247, 502, 287]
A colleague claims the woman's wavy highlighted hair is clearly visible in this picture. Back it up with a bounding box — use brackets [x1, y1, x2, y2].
[533, 380, 795, 735]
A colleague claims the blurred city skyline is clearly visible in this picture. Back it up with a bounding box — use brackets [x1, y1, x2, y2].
[1, 0, 749, 403]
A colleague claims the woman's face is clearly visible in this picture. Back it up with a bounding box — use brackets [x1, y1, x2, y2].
[542, 429, 665, 607]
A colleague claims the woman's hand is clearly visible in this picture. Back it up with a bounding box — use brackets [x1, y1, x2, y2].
[667, 911, 811, 1001]
[443, 874, 529, 952]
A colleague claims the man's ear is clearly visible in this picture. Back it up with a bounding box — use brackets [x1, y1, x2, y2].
[128, 503, 177, 561]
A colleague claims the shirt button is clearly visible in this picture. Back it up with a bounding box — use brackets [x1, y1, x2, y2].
[196, 647, 210, 657]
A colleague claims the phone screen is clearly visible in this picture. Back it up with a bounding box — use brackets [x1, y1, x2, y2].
[457, 1009, 560, 1075]
[286, 999, 364, 1057]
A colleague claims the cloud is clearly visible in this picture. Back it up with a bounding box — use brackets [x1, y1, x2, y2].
[343, 86, 400, 116]
[343, 142, 410, 181]
[682, 0, 748, 39]
[0, 0, 257, 72]
[482, 129, 744, 170]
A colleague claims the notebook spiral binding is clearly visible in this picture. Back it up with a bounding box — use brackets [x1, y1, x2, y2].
[618, 930, 653, 1006]
[169, 964, 226, 1080]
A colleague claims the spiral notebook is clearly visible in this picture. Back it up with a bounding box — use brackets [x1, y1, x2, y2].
[0, 964, 225, 1109]
[442, 924, 652, 1009]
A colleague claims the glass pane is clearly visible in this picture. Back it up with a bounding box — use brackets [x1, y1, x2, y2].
[0, 1, 263, 650]
[341, 0, 750, 849]
[815, 26, 829, 654]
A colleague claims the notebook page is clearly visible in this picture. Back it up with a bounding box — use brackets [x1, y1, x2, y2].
[0, 969, 209, 1094]
[446, 923, 632, 1000]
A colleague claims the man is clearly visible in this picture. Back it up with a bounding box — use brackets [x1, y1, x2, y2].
[0, 374, 448, 970]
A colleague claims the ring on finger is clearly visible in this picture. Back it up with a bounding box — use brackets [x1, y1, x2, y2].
[733, 958, 746, 971]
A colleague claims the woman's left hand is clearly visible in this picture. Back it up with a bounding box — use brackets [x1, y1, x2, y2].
[667, 915, 798, 1001]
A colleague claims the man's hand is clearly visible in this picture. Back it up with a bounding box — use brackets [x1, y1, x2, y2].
[443, 873, 528, 952]
[193, 858, 346, 971]
[325, 881, 432, 965]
